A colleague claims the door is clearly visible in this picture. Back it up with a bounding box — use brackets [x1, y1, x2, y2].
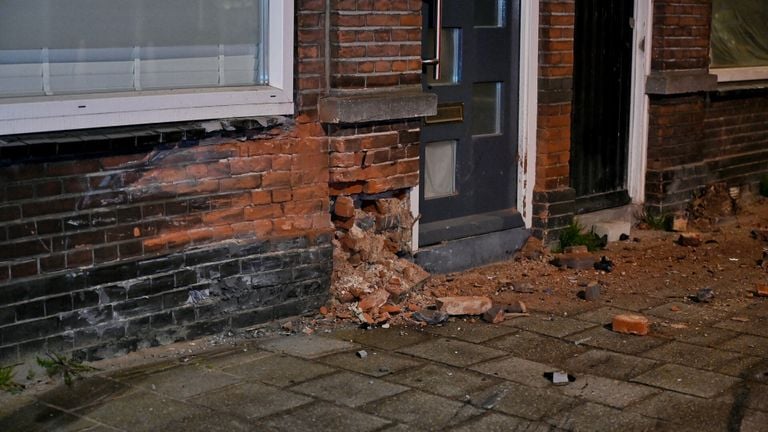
[570, 0, 634, 214]
[419, 0, 521, 246]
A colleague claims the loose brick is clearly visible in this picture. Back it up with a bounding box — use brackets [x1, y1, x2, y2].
[612, 314, 650, 336]
[436, 296, 493, 316]
[334, 196, 355, 218]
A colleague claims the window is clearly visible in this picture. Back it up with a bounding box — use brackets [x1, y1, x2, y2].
[711, 0, 768, 82]
[0, 0, 293, 135]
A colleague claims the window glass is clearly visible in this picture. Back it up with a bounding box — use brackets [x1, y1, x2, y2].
[711, 0, 768, 68]
[425, 28, 461, 85]
[471, 82, 502, 136]
[0, 0, 267, 97]
[424, 140, 457, 199]
[475, 0, 505, 27]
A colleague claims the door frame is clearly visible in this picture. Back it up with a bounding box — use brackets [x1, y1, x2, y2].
[626, 0, 652, 204]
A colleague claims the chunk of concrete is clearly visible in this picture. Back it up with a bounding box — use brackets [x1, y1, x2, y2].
[590, 220, 631, 243]
[436, 296, 493, 316]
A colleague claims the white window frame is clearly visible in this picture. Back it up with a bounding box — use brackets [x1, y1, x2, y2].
[713, 66, 768, 83]
[0, 0, 293, 135]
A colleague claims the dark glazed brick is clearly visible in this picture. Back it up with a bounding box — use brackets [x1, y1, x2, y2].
[94, 245, 119, 264]
[0, 307, 15, 326]
[15, 300, 45, 321]
[87, 262, 138, 286]
[40, 254, 66, 273]
[45, 295, 73, 316]
[72, 290, 100, 309]
[11, 260, 38, 278]
[1, 317, 59, 344]
[137, 255, 184, 277]
[150, 311, 174, 329]
[118, 241, 143, 259]
[36, 218, 63, 235]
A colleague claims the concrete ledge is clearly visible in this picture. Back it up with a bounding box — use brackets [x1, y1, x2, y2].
[319, 91, 437, 124]
[646, 71, 718, 95]
[415, 227, 530, 274]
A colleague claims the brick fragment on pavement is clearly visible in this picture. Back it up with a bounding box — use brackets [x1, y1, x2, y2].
[482, 306, 505, 324]
[755, 284, 768, 297]
[435, 296, 493, 315]
[612, 314, 650, 336]
[359, 289, 390, 312]
[677, 232, 701, 247]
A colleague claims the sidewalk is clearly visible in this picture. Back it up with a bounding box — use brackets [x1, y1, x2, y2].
[1, 296, 767, 431]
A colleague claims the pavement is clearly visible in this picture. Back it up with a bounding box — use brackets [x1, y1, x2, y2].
[1, 297, 768, 432]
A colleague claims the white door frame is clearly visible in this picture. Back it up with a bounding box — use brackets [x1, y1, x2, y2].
[627, 0, 653, 203]
[516, 0, 539, 227]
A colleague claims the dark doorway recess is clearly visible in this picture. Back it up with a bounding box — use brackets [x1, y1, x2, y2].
[571, 0, 634, 214]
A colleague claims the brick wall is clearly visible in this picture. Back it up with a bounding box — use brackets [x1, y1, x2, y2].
[0, 123, 332, 363]
[645, 0, 768, 213]
[534, 0, 576, 242]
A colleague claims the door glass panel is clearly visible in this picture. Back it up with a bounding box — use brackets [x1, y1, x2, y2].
[475, 0, 505, 27]
[472, 82, 501, 136]
[426, 28, 460, 85]
[424, 140, 457, 199]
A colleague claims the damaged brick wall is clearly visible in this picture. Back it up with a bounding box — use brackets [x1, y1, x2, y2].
[0, 0, 335, 364]
[645, 1, 768, 213]
[534, 0, 577, 242]
[0, 123, 333, 363]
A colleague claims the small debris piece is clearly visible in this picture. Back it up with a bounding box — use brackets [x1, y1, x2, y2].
[281, 321, 294, 332]
[755, 284, 768, 297]
[584, 283, 601, 301]
[504, 300, 528, 314]
[670, 305, 681, 312]
[695, 287, 715, 303]
[564, 245, 589, 255]
[751, 228, 768, 242]
[482, 306, 506, 324]
[513, 281, 535, 293]
[380, 304, 403, 314]
[678, 232, 702, 247]
[670, 323, 688, 329]
[356, 350, 368, 359]
[358, 290, 390, 312]
[319, 306, 329, 315]
[552, 371, 570, 385]
[731, 316, 750, 322]
[412, 310, 449, 325]
[436, 296, 493, 315]
[612, 314, 650, 336]
[594, 256, 614, 273]
[479, 388, 508, 409]
[519, 236, 544, 261]
[504, 312, 530, 319]
[619, 233, 630, 241]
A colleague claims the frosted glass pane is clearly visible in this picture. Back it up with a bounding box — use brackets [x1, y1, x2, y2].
[426, 29, 461, 85]
[475, 0, 504, 27]
[472, 82, 501, 136]
[424, 140, 457, 199]
[711, 0, 768, 67]
[0, 0, 266, 97]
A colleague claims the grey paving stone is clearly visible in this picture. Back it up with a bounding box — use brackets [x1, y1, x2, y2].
[484, 330, 588, 367]
[718, 334, 768, 357]
[122, 364, 240, 399]
[574, 306, 636, 324]
[397, 338, 506, 367]
[76, 390, 201, 432]
[714, 314, 768, 338]
[424, 319, 517, 343]
[563, 349, 659, 380]
[159, 410, 253, 432]
[222, 353, 335, 387]
[468, 381, 579, 421]
[717, 381, 768, 412]
[385, 363, 497, 398]
[259, 335, 358, 359]
[0, 401, 98, 432]
[380, 423, 427, 432]
[645, 302, 731, 325]
[740, 409, 768, 432]
[319, 350, 423, 377]
[716, 355, 764, 377]
[546, 401, 663, 432]
[470, 356, 555, 388]
[653, 325, 739, 347]
[632, 364, 740, 398]
[449, 412, 556, 432]
[260, 401, 391, 432]
[503, 315, 597, 337]
[362, 390, 482, 431]
[558, 374, 659, 408]
[627, 391, 735, 432]
[191, 346, 272, 370]
[188, 381, 312, 419]
[37, 376, 132, 411]
[641, 341, 743, 371]
[291, 371, 408, 407]
[328, 326, 435, 351]
[563, 325, 667, 354]
[0, 393, 36, 418]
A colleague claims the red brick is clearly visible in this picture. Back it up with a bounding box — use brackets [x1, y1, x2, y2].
[612, 314, 650, 336]
[334, 196, 355, 218]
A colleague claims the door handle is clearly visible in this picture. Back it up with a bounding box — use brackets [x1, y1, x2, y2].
[422, 0, 443, 80]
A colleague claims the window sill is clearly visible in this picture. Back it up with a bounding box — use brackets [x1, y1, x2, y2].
[0, 86, 293, 136]
[712, 66, 768, 83]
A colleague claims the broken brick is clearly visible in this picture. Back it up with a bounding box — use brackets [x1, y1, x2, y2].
[380, 304, 402, 314]
[482, 306, 505, 324]
[334, 196, 355, 218]
[756, 284, 768, 297]
[436, 296, 493, 316]
[677, 232, 702, 247]
[358, 289, 390, 312]
[612, 314, 650, 336]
